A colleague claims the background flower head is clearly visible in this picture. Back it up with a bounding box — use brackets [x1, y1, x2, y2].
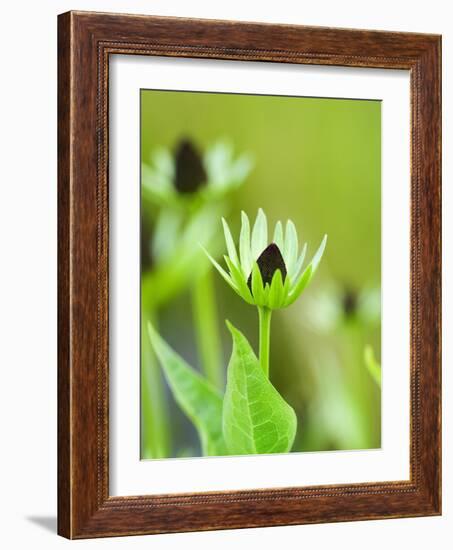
[142, 138, 253, 208]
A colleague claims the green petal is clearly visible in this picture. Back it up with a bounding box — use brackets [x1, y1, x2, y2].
[310, 234, 328, 271]
[152, 148, 175, 180]
[263, 283, 271, 305]
[239, 211, 252, 277]
[224, 256, 255, 305]
[284, 235, 327, 307]
[285, 265, 312, 307]
[221, 217, 239, 267]
[282, 274, 292, 301]
[273, 221, 284, 250]
[268, 269, 284, 309]
[142, 163, 174, 204]
[231, 154, 253, 183]
[251, 262, 265, 307]
[284, 220, 298, 276]
[291, 242, 307, 282]
[251, 208, 268, 260]
[201, 246, 238, 292]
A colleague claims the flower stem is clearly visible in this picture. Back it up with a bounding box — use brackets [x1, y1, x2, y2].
[192, 267, 223, 389]
[258, 307, 272, 377]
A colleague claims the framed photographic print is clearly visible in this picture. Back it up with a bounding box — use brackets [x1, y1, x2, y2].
[58, 11, 441, 539]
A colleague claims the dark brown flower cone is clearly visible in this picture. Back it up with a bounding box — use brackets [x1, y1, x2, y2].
[247, 243, 287, 290]
[174, 139, 207, 194]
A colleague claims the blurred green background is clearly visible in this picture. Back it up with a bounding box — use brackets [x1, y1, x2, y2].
[140, 89, 381, 459]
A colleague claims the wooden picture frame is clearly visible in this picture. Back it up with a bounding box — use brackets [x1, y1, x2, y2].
[58, 10, 441, 539]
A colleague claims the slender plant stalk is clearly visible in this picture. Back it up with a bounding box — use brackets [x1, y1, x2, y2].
[141, 308, 170, 458]
[192, 267, 223, 389]
[342, 320, 376, 448]
[258, 306, 272, 377]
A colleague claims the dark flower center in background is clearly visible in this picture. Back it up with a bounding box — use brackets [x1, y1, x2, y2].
[247, 243, 287, 291]
[174, 139, 207, 194]
[342, 288, 358, 317]
[140, 219, 154, 272]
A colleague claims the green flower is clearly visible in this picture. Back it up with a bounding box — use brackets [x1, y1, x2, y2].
[204, 209, 327, 310]
[142, 139, 253, 206]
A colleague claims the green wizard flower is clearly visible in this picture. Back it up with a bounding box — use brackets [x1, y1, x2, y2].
[142, 139, 253, 207]
[204, 209, 327, 310]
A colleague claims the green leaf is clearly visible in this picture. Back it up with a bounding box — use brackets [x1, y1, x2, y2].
[148, 323, 228, 456]
[223, 321, 297, 455]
